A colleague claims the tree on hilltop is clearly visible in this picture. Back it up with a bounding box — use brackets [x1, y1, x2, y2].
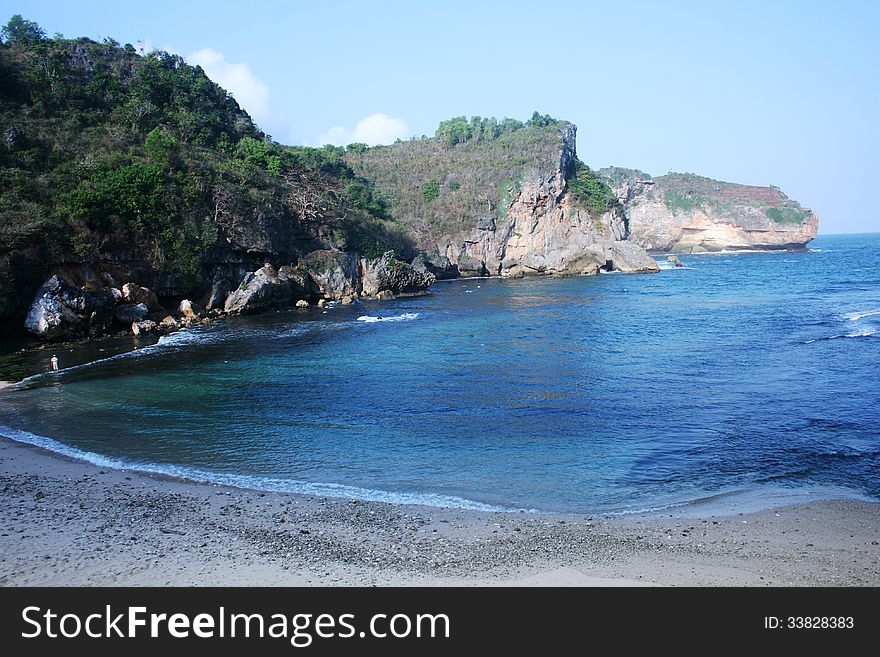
[1, 15, 46, 45]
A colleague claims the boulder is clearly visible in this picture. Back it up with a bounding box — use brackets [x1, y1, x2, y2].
[224, 265, 292, 314]
[24, 275, 116, 340]
[361, 251, 435, 297]
[122, 282, 161, 312]
[668, 254, 684, 267]
[299, 250, 359, 300]
[116, 303, 148, 324]
[178, 299, 197, 319]
[295, 299, 309, 308]
[605, 241, 660, 273]
[159, 315, 180, 331]
[131, 320, 158, 336]
[376, 290, 394, 300]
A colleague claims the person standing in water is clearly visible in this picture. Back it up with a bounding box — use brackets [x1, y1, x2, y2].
[50, 355, 59, 371]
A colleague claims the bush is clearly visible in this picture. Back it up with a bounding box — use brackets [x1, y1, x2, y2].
[566, 160, 618, 216]
[421, 179, 440, 203]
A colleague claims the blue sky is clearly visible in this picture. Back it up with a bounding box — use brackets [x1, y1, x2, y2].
[12, 0, 880, 233]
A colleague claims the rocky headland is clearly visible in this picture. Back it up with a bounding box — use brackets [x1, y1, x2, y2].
[600, 167, 819, 253]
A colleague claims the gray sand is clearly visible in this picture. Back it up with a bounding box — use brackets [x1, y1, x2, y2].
[1, 437, 878, 586]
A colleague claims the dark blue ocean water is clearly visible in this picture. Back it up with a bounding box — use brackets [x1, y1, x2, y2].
[1, 233, 878, 514]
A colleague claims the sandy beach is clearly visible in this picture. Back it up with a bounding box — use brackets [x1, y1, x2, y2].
[1, 436, 878, 587]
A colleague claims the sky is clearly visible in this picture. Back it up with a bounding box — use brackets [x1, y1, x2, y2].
[11, 0, 880, 234]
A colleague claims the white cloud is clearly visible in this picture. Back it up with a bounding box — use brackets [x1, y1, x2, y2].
[316, 113, 410, 147]
[187, 48, 270, 126]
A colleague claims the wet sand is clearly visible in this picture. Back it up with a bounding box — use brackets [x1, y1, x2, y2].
[1, 436, 878, 586]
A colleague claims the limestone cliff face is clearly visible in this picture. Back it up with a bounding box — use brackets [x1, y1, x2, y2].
[414, 126, 657, 277]
[601, 168, 819, 253]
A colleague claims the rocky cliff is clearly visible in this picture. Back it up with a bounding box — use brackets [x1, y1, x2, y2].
[0, 33, 428, 340]
[600, 168, 819, 253]
[346, 123, 659, 278]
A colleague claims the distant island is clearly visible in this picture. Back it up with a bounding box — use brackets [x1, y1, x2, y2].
[0, 18, 816, 342]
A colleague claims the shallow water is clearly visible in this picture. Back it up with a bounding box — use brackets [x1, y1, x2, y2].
[1, 233, 878, 514]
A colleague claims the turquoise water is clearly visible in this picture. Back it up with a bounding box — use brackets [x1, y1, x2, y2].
[1, 233, 878, 514]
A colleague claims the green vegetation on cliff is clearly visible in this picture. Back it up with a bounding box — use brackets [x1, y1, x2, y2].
[344, 114, 619, 246]
[656, 172, 810, 222]
[0, 16, 403, 325]
[566, 160, 620, 216]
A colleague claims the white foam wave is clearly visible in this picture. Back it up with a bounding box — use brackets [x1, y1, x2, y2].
[804, 329, 878, 344]
[356, 313, 419, 323]
[656, 262, 692, 271]
[689, 248, 790, 255]
[844, 309, 880, 321]
[15, 327, 217, 386]
[847, 328, 878, 338]
[0, 425, 529, 512]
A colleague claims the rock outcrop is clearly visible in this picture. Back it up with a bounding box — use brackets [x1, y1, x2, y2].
[362, 251, 436, 296]
[300, 251, 360, 301]
[24, 275, 116, 340]
[350, 123, 659, 279]
[600, 168, 819, 253]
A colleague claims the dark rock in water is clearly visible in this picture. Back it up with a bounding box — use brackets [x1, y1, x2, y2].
[300, 250, 359, 300]
[668, 254, 684, 267]
[456, 255, 487, 277]
[115, 303, 148, 324]
[121, 282, 161, 312]
[418, 252, 459, 280]
[24, 275, 117, 340]
[361, 251, 435, 297]
[224, 264, 316, 314]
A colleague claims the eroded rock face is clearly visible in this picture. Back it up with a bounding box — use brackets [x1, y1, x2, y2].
[299, 250, 359, 300]
[225, 265, 291, 314]
[224, 264, 318, 314]
[604, 241, 661, 273]
[600, 168, 819, 253]
[121, 282, 161, 312]
[361, 251, 435, 296]
[24, 275, 116, 340]
[424, 126, 653, 278]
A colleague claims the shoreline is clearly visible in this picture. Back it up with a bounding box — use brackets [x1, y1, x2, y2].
[2, 435, 878, 586]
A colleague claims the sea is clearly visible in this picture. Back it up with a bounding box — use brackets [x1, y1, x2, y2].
[0, 233, 878, 516]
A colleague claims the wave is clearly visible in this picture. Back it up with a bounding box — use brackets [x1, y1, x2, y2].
[0, 424, 532, 513]
[844, 309, 880, 321]
[356, 313, 419, 323]
[13, 326, 222, 387]
[804, 329, 878, 344]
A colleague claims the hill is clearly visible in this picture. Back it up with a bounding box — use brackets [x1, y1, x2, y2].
[599, 168, 819, 252]
[0, 18, 409, 333]
[345, 114, 641, 277]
